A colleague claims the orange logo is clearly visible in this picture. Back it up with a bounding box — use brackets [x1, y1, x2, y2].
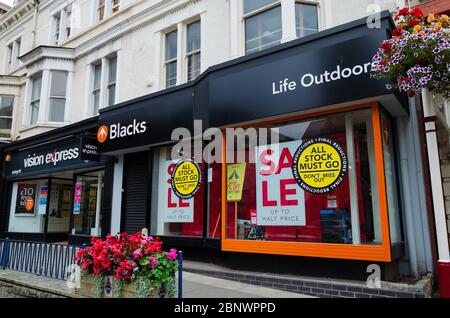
[25, 196, 34, 212]
[97, 125, 109, 143]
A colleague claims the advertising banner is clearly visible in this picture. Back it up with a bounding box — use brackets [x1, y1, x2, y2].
[227, 163, 246, 202]
[161, 160, 194, 223]
[73, 182, 82, 215]
[255, 141, 306, 226]
[16, 183, 37, 215]
[38, 186, 48, 215]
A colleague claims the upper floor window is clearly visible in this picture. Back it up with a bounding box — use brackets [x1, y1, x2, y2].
[244, 0, 282, 54]
[187, 21, 201, 82]
[111, 0, 120, 14]
[107, 56, 117, 107]
[30, 75, 42, 125]
[0, 95, 14, 138]
[165, 30, 178, 88]
[51, 5, 73, 45]
[295, 3, 318, 38]
[90, 54, 118, 114]
[49, 71, 68, 122]
[92, 63, 102, 114]
[98, 0, 105, 21]
[6, 37, 22, 71]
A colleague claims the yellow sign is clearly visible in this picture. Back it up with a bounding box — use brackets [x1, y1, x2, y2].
[227, 163, 246, 202]
[292, 138, 347, 194]
[171, 159, 202, 199]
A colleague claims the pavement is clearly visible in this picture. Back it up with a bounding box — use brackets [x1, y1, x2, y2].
[0, 269, 312, 298]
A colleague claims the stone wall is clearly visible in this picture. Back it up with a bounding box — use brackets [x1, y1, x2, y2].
[0, 280, 66, 298]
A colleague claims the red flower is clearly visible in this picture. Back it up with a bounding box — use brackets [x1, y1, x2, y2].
[398, 7, 409, 16]
[410, 8, 423, 19]
[392, 27, 403, 37]
[380, 40, 392, 53]
[407, 19, 420, 27]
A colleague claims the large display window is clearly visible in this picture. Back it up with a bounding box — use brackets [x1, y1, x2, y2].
[221, 103, 397, 261]
[150, 146, 205, 237]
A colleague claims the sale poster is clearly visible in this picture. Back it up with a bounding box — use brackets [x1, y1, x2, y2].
[38, 186, 48, 215]
[161, 160, 194, 223]
[255, 141, 306, 226]
[16, 183, 37, 215]
[73, 182, 82, 215]
[227, 163, 246, 202]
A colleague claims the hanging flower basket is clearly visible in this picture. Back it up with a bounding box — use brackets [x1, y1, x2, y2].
[371, 7, 450, 98]
[73, 232, 178, 298]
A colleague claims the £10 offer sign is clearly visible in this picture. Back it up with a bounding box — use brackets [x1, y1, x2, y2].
[255, 141, 306, 226]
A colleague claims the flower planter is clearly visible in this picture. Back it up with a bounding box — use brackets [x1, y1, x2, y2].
[76, 275, 173, 298]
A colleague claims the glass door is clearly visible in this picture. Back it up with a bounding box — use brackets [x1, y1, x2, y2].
[72, 171, 105, 236]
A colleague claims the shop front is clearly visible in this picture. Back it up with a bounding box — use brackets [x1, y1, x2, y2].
[98, 12, 432, 278]
[0, 118, 114, 244]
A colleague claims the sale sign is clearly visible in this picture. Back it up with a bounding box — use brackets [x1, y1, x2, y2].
[227, 163, 246, 202]
[255, 141, 306, 226]
[16, 183, 37, 215]
[161, 160, 194, 223]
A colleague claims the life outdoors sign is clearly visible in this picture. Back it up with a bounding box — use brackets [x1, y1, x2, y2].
[208, 31, 402, 127]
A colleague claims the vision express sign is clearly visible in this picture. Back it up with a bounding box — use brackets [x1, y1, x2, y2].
[208, 31, 396, 127]
[6, 137, 96, 178]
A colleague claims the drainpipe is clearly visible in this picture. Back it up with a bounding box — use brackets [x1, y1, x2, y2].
[31, 0, 40, 48]
[421, 88, 450, 297]
[397, 118, 419, 278]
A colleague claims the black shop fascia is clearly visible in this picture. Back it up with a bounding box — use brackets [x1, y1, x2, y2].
[0, 117, 115, 244]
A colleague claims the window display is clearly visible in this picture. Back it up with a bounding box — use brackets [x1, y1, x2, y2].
[225, 108, 387, 245]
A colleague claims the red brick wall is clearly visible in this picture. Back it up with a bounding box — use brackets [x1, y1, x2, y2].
[412, 0, 450, 15]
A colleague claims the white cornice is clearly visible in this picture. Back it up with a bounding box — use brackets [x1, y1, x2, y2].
[0, 75, 24, 87]
[19, 46, 75, 67]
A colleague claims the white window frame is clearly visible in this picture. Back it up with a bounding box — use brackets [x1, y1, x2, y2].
[29, 74, 42, 126]
[242, 0, 283, 55]
[98, 0, 106, 22]
[107, 55, 117, 107]
[161, 16, 203, 88]
[91, 62, 102, 115]
[5, 36, 22, 72]
[231, 0, 322, 57]
[164, 29, 178, 89]
[0, 95, 14, 139]
[186, 20, 201, 82]
[48, 71, 68, 123]
[50, 4, 73, 46]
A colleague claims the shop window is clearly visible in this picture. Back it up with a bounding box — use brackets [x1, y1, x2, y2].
[381, 112, 402, 244]
[107, 56, 117, 106]
[165, 30, 178, 88]
[225, 108, 385, 245]
[72, 171, 104, 236]
[208, 162, 222, 239]
[244, 0, 282, 54]
[30, 75, 42, 125]
[295, 3, 318, 38]
[0, 95, 14, 138]
[8, 180, 48, 233]
[92, 63, 102, 114]
[150, 146, 204, 238]
[47, 179, 72, 233]
[186, 21, 201, 82]
[49, 71, 68, 122]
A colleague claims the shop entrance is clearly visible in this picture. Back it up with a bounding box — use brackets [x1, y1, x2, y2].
[72, 171, 104, 237]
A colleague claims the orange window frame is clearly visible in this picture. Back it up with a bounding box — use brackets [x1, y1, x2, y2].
[220, 102, 392, 262]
